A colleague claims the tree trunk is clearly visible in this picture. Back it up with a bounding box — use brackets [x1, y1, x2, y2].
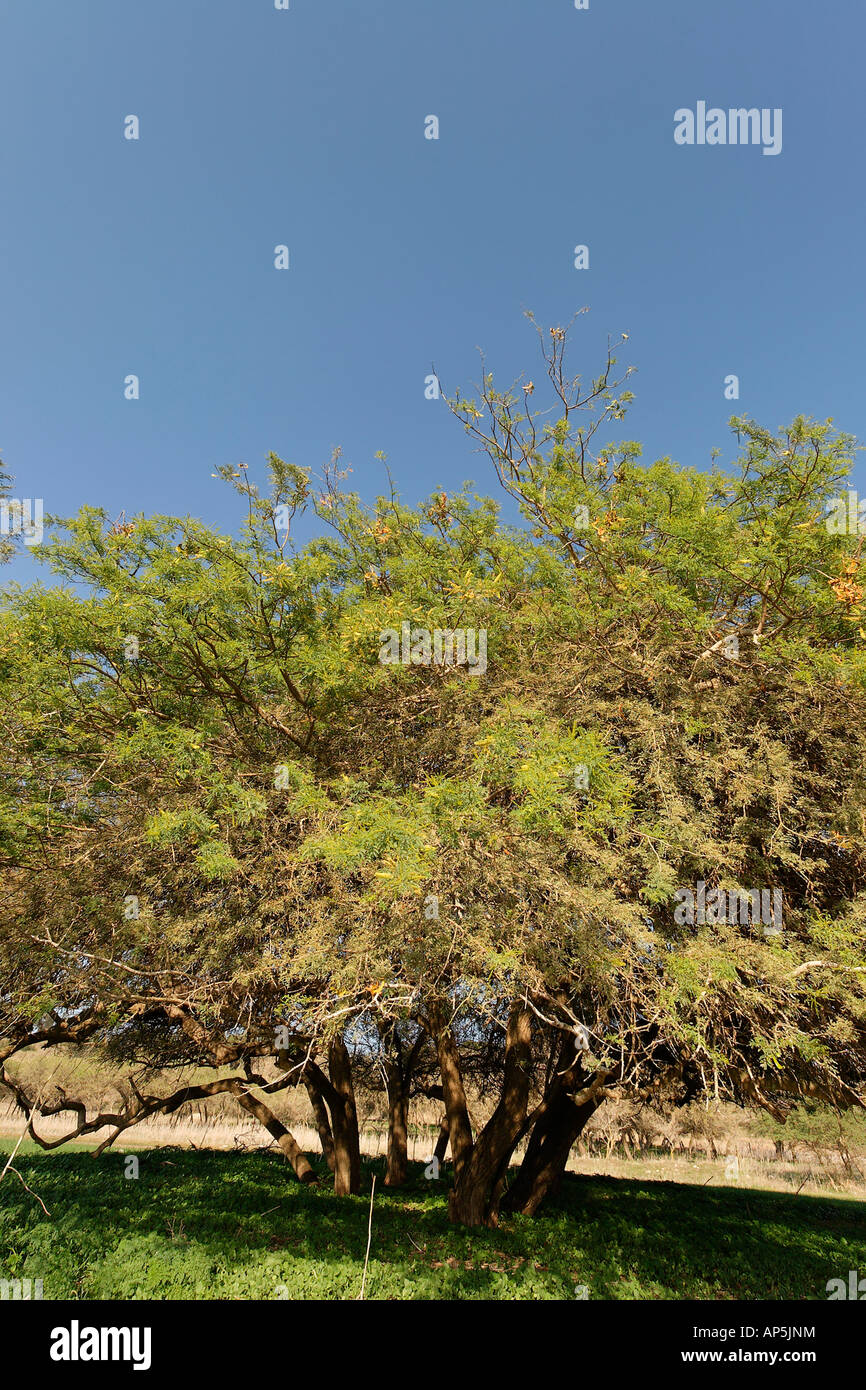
[384, 1062, 410, 1187]
[304, 1076, 336, 1172]
[447, 1008, 532, 1227]
[231, 1087, 316, 1183]
[327, 1038, 361, 1196]
[378, 1022, 424, 1188]
[430, 1007, 473, 1178]
[433, 1115, 450, 1163]
[499, 1031, 613, 1218]
[502, 1090, 601, 1216]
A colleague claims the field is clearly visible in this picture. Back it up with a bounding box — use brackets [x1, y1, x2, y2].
[1, 1148, 864, 1301]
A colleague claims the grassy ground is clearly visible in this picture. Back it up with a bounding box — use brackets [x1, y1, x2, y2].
[1, 1149, 862, 1300]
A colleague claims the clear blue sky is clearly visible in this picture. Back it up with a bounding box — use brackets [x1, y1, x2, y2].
[1, 0, 864, 582]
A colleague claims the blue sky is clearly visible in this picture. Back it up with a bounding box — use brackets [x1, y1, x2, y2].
[1, 0, 864, 582]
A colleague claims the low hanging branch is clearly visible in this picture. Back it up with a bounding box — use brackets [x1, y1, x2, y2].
[0, 1065, 316, 1180]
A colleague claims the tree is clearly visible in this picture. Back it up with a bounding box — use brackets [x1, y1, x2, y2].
[1, 318, 864, 1226]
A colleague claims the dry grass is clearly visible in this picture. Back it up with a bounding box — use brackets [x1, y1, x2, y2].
[0, 1108, 445, 1163]
[565, 1151, 866, 1202]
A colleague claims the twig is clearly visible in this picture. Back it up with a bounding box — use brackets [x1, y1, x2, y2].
[6, 1165, 51, 1215]
[357, 1176, 376, 1301]
[788, 961, 866, 979]
[1, 1120, 52, 1215]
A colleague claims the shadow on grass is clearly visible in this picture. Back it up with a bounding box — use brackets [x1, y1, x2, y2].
[1, 1150, 862, 1300]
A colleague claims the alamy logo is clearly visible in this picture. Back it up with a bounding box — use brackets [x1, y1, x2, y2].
[0, 1278, 43, 1300]
[379, 622, 487, 676]
[50, 1321, 152, 1371]
[674, 103, 782, 156]
[0, 497, 43, 546]
[674, 882, 783, 932]
[827, 1270, 866, 1300]
[825, 490, 866, 535]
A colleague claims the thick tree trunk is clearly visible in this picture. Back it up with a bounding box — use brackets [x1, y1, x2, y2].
[231, 1087, 316, 1183]
[447, 1008, 533, 1227]
[501, 1040, 615, 1218]
[501, 1089, 600, 1216]
[303, 1076, 336, 1172]
[327, 1038, 361, 1196]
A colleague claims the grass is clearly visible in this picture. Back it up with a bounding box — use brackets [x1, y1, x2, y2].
[1, 1150, 863, 1300]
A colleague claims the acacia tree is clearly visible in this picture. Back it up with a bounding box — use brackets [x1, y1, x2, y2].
[1, 318, 865, 1226]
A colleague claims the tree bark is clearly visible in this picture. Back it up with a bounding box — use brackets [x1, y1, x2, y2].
[303, 1076, 336, 1172]
[384, 1062, 410, 1187]
[379, 1023, 424, 1188]
[430, 1007, 473, 1178]
[447, 1008, 532, 1227]
[433, 1115, 450, 1163]
[501, 1089, 600, 1215]
[500, 1042, 613, 1217]
[327, 1037, 361, 1196]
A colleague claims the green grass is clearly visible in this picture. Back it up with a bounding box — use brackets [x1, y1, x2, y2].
[0, 1150, 862, 1300]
